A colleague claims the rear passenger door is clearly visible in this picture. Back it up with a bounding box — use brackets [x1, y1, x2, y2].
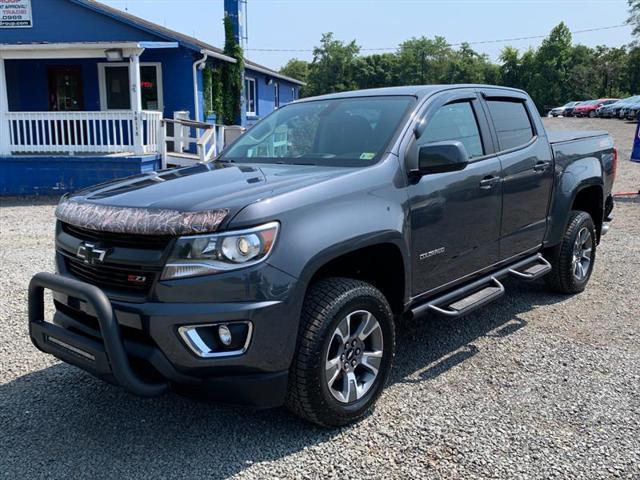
[479, 90, 554, 260]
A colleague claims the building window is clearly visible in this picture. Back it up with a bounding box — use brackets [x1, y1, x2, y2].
[274, 82, 280, 108]
[47, 66, 84, 111]
[245, 77, 257, 116]
[98, 63, 163, 111]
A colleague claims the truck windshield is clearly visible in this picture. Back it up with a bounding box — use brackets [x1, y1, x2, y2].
[220, 96, 415, 166]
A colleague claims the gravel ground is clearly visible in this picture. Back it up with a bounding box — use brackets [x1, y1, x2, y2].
[1, 118, 639, 479]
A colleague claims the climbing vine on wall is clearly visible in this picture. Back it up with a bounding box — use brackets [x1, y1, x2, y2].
[221, 14, 244, 125]
[203, 66, 225, 122]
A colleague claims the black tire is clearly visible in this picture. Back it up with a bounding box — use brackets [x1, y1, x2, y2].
[286, 277, 395, 427]
[588, 111, 596, 118]
[544, 211, 597, 294]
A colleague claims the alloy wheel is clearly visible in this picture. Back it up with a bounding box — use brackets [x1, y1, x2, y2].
[324, 310, 384, 404]
[572, 227, 593, 281]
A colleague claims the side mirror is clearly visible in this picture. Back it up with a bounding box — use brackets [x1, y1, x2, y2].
[414, 141, 469, 175]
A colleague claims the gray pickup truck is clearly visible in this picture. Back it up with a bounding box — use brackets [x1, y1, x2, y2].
[28, 85, 616, 426]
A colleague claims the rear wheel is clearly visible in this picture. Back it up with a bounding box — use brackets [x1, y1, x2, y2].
[544, 211, 596, 294]
[588, 110, 596, 118]
[286, 277, 395, 427]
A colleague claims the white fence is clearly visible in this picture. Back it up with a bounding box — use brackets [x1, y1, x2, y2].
[5, 111, 162, 155]
[161, 117, 228, 165]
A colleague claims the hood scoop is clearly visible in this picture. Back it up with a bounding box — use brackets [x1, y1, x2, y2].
[55, 198, 228, 236]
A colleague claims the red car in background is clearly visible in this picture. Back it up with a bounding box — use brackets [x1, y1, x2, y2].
[573, 98, 619, 117]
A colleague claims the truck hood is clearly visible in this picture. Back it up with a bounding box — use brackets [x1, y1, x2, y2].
[60, 162, 352, 233]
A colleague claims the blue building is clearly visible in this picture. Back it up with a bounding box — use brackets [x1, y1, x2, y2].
[0, 0, 303, 194]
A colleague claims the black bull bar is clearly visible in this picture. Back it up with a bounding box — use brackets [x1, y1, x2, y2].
[28, 272, 168, 397]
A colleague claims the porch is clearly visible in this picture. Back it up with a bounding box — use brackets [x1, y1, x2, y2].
[0, 41, 227, 194]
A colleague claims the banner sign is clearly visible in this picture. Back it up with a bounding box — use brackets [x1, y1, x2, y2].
[0, 0, 32, 28]
[632, 117, 640, 163]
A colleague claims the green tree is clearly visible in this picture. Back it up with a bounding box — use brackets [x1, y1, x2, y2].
[626, 46, 640, 93]
[499, 46, 521, 87]
[529, 22, 574, 111]
[629, 0, 640, 38]
[447, 43, 493, 84]
[280, 59, 310, 96]
[221, 15, 244, 125]
[353, 53, 399, 89]
[307, 33, 360, 96]
[397, 36, 453, 84]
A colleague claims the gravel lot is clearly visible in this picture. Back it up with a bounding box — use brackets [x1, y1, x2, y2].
[1, 118, 639, 479]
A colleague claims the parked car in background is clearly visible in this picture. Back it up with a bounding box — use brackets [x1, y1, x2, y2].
[564, 101, 585, 117]
[606, 95, 640, 119]
[574, 99, 619, 118]
[622, 99, 640, 120]
[549, 101, 581, 117]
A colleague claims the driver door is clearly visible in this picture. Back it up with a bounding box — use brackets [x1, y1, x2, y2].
[407, 91, 503, 296]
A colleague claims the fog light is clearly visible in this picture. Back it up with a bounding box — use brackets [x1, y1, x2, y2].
[218, 325, 232, 346]
[178, 321, 252, 358]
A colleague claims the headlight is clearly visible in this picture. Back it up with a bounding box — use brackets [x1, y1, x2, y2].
[162, 222, 279, 280]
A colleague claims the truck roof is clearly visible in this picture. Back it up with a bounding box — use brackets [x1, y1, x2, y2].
[298, 84, 527, 102]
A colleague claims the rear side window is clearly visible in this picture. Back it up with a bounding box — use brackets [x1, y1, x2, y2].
[420, 102, 484, 159]
[486, 100, 534, 151]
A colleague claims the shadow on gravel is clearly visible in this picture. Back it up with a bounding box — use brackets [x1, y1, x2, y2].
[0, 278, 567, 479]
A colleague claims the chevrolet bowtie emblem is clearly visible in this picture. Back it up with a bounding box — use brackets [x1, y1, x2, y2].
[76, 242, 109, 265]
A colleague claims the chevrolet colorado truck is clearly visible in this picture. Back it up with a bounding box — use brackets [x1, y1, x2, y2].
[28, 85, 617, 427]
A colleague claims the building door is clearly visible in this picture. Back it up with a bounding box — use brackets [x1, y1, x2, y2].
[47, 66, 84, 111]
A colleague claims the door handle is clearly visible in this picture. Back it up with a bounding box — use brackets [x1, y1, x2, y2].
[479, 176, 500, 189]
[533, 161, 551, 172]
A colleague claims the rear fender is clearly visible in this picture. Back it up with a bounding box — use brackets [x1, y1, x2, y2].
[545, 155, 603, 247]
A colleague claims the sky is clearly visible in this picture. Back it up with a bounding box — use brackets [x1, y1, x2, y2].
[101, 0, 635, 70]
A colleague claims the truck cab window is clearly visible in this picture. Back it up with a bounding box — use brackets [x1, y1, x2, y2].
[419, 102, 484, 159]
[486, 100, 534, 151]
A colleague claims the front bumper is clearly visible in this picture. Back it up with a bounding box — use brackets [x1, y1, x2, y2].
[28, 271, 298, 407]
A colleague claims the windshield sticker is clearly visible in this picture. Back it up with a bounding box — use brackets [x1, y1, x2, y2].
[360, 152, 376, 160]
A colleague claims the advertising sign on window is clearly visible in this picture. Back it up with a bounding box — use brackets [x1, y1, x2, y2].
[0, 0, 33, 28]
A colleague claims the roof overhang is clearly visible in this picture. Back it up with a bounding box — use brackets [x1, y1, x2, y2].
[201, 48, 237, 64]
[245, 63, 306, 86]
[0, 41, 178, 60]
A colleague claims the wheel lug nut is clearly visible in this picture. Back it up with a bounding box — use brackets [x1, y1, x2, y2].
[351, 360, 357, 367]
[352, 340, 357, 347]
[340, 354, 345, 360]
[355, 348, 360, 355]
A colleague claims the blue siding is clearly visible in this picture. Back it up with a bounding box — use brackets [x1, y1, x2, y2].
[0, 155, 160, 195]
[246, 68, 299, 125]
[0, 0, 160, 43]
[140, 48, 197, 118]
[0, 155, 161, 195]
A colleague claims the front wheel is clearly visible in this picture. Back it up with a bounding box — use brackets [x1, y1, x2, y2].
[544, 211, 596, 294]
[286, 278, 395, 427]
[589, 111, 596, 118]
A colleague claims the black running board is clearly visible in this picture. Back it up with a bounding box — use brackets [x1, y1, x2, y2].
[508, 255, 551, 281]
[412, 253, 548, 319]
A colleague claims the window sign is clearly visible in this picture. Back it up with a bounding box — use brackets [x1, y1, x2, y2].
[0, 0, 33, 28]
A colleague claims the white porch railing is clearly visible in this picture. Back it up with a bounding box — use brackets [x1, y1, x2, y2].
[161, 117, 227, 165]
[5, 111, 162, 155]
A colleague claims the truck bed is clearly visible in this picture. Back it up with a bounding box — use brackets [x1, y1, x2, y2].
[547, 130, 609, 144]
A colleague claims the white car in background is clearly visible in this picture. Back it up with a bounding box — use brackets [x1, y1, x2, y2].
[549, 101, 581, 117]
